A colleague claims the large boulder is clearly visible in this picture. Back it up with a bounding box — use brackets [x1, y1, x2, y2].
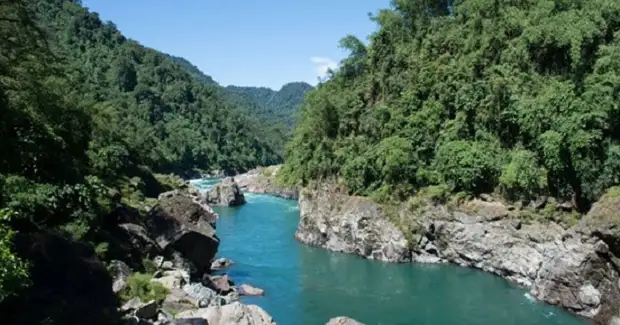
[0, 232, 120, 325]
[296, 185, 411, 262]
[203, 274, 234, 294]
[108, 223, 162, 269]
[147, 191, 220, 274]
[176, 302, 276, 325]
[234, 166, 298, 200]
[110, 260, 132, 293]
[238, 284, 265, 296]
[204, 177, 246, 206]
[326, 317, 365, 325]
[210, 257, 234, 271]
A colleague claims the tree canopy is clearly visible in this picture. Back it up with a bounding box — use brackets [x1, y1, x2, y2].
[280, 0, 620, 210]
[0, 0, 300, 303]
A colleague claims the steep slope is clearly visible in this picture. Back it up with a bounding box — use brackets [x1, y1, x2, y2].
[34, 0, 282, 176]
[165, 54, 313, 153]
[280, 0, 620, 210]
[225, 82, 314, 128]
[166, 55, 218, 86]
[0, 1, 285, 322]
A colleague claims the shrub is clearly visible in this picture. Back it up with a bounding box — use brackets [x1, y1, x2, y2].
[499, 149, 547, 200]
[434, 140, 501, 194]
[120, 273, 168, 303]
[0, 209, 29, 302]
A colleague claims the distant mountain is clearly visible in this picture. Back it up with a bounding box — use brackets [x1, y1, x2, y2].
[166, 55, 217, 86]
[167, 54, 314, 129]
[225, 82, 315, 128]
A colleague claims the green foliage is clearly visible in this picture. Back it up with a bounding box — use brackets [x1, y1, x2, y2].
[225, 82, 314, 129]
[168, 55, 314, 156]
[0, 0, 299, 318]
[120, 273, 168, 303]
[499, 150, 548, 200]
[141, 258, 158, 275]
[281, 0, 620, 209]
[29, 0, 283, 176]
[0, 209, 29, 303]
[434, 141, 500, 194]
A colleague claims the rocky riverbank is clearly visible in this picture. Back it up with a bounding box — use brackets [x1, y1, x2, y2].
[113, 188, 276, 325]
[233, 165, 299, 200]
[296, 184, 620, 325]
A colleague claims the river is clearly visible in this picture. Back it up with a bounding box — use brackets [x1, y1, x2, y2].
[190, 179, 590, 325]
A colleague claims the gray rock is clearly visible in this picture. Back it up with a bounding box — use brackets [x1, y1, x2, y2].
[234, 166, 298, 199]
[162, 288, 201, 312]
[238, 284, 265, 296]
[110, 260, 132, 293]
[414, 199, 620, 322]
[153, 256, 165, 269]
[204, 178, 246, 206]
[134, 300, 158, 319]
[121, 298, 158, 319]
[326, 316, 365, 325]
[146, 191, 220, 274]
[296, 186, 411, 262]
[151, 269, 190, 291]
[113, 223, 163, 267]
[210, 257, 234, 271]
[157, 309, 174, 324]
[296, 184, 620, 324]
[123, 316, 152, 325]
[182, 283, 219, 307]
[203, 274, 234, 294]
[168, 250, 198, 275]
[165, 319, 208, 325]
[161, 261, 174, 270]
[176, 302, 275, 325]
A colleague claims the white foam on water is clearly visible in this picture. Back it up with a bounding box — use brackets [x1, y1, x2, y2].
[188, 178, 220, 192]
[524, 292, 536, 303]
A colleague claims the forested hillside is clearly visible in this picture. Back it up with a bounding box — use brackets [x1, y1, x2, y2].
[167, 54, 313, 152]
[280, 0, 620, 211]
[0, 0, 286, 309]
[225, 82, 314, 128]
[34, 0, 282, 176]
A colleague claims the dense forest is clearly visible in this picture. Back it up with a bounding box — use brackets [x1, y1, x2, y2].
[167, 55, 313, 153]
[225, 82, 315, 129]
[280, 0, 620, 211]
[0, 0, 303, 309]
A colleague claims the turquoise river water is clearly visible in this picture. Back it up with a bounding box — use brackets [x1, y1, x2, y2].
[190, 178, 590, 325]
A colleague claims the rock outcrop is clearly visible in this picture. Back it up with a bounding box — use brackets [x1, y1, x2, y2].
[210, 257, 234, 271]
[238, 283, 265, 296]
[108, 188, 276, 325]
[296, 186, 411, 263]
[234, 165, 298, 200]
[204, 177, 246, 206]
[326, 316, 365, 325]
[176, 302, 276, 325]
[111, 260, 132, 293]
[147, 191, 220, 274]
[298, 185, 620, 324]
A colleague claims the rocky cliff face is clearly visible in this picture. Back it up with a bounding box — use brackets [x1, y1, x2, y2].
[297, 185, 620, 324]
[234, 166, 298, 200]
[296, 185, 411, 263]
[414, 203, 620, 322]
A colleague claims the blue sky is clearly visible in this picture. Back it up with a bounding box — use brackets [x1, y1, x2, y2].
[82, 0, 390, 90]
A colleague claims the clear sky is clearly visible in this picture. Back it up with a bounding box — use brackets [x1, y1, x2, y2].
[81, 0, 390, 90]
